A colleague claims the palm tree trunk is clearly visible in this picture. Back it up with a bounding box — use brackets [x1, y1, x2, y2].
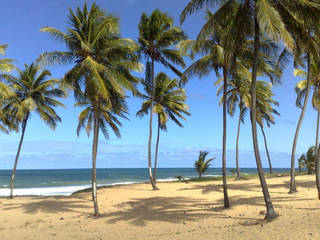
[91, 100, 101, 216]
[251, 15, 277, 221]
[222, 67, 230, 208]
[10, 114, 29, 198]
[290, 53, 311, 193]
[315, 112, 319, 162]
[235, 105, 242, 180]
[316, 144, 320, 199]
[260, 124, 273, 175]
[153, 116, 161, 183]
[147, 57, 159, 190]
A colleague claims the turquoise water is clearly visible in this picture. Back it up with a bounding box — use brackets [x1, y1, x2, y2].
[0, 168, 290, 196]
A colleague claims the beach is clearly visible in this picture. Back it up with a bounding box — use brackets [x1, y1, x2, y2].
[0, 174, 319, 240]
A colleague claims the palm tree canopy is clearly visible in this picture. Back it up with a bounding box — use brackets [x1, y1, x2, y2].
[0, 43, 15, 99]
[1, 63, 65, 129]
[0, 43, 15, 73]
[299, 146, 317, 173]
[136, 72, 190, 130]
[295, 54, 320, 111]
[39, 2, 142, 107]
[194, 151, 215, 176]
[76, 89, 128, 139]
[138, 9, 187, 76]
[181, 0, 320, 51]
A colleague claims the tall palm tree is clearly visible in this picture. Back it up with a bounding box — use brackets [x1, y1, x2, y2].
[194, 151, 215, 178]
[295, 62, 320, 198]
[138, 9, 186, 190]
[179, 8, 240, 209]
[181, 0, 320, 221]
[39, 3, 141, 216]
[215, 76, 249, 180]
[216, 78, 278, 177]
[286, 6, 320, 194]
[256, 85, 280, 175]
[1, 63, 65, 198]
[136, 73, 190, 182]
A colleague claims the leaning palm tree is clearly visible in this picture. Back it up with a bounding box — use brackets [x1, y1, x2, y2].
[138, 9, 187, 190]
[40, 3, 141, 216]
[181, 0, 320, 221]
[295, 60, 320, 198]
[194, 151, 215, 178]
[1, 63, 65, 198]
[256, 85, 280, 175]
[136, 73, 190, 182]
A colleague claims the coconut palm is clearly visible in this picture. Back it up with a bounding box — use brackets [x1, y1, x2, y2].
[298, 146, 316, 174]
[136, 73, 190, 182]
[138, 9, 186, 190]
[295, 60, 320, 197]
[179, 8, 241, 209]
[40, 3, 141, 216]
[256, 86, 280, 175]
[0, 43, 16, 132]
[286, 7, 320, 194]
[194, 151, 215, 178]
[0, 44, 15, 73]
[216, 78, 278, 177]
[215, 75, 249, 180]
[76, 93, 128, 190]
[181, 0, 320, 221]
[1, 63, 65, 198]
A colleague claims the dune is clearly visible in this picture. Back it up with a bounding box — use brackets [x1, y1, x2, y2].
[0, 174, 319, 240]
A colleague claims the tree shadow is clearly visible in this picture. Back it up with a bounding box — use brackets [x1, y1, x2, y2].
[178, 178, 317, 195]
[1, 197, 90, 214]
[100, 196, 229, 226]
[100, 196, 262, 227]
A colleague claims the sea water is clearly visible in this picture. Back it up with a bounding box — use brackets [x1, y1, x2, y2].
[0, 168, 290, 197]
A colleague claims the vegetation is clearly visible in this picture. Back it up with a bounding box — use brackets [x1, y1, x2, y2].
[298, 146, 316, 174]
[194, 151, 215, 178]
[137, 9, 186, 190]
[1, 63, 65, 198]
[137, 72, 190, 183]
[2, 0, 320, 221]
[40, 3, 141, 216]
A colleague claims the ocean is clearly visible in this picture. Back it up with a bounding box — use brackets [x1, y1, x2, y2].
[0, 168, 290, 197]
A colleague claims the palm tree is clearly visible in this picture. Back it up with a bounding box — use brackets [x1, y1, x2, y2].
[40, 3, 141, 216]
[298, 146, 316, 174]
[76, 92, 128, 193]
[286, 7, 320, 194]
[215, 71, 250, 180]
[0, 43, 16, 133]
[138, 9, 186, 190]
[179, 8, 237, 209]
[136, 73, 190, 182]
[1, 63, 65, 198]
[181, 0, 320, 221]
[256, 85, 280, 175]
[295, 61, 320, 197]
[0, 44, 15, 73]
[194, 151, 215, 178]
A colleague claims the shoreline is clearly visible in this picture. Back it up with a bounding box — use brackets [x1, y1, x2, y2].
[0, 174, 319, 240]
[0, 171, 308, 198]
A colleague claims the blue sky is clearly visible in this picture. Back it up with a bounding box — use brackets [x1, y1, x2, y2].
[0, 0, 317, 169]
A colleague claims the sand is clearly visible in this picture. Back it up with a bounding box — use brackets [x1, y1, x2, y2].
[0, 174, 319, 240]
